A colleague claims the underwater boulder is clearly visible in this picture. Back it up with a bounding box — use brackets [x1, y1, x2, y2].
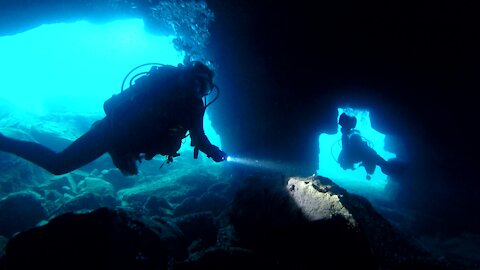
[173, 197, 199, 216]
[174, 211, 219, 251]
[77, 176, 116, 197]
[177, 172, 218, 198]
[0, 236, 7, 257]
[118, 183, 182, 213]
[43, 176, 119, 216]
[196, 192, 230, 216]
[35, 173, 78, 195]
[228, 174, 449, 270]
[51, 192, 118, 217]
[174, 192, 229, 217]
[100, 168, 136, 191]
[118, 168, 224, 211]
[207, 181, 230, 194]
[117, 173, 196, 207]
[144, 196, 174, 217]
[140, 216, 189, 262]
[41, 189, 64, 214]
[0, 207, 169, 270]
[0, 191, 47, 238]
[175, 246, 275, 270]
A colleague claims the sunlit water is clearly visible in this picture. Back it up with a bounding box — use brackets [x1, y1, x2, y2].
[0, 18, 222, 159]
[318, 108, 396, 202]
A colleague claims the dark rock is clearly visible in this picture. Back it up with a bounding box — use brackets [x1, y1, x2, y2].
[36, 174, 78, 195]
[120, 190, 151, 208]
[216, 224, 240, 249]
[42, 190, 64, 214]
[175, 247, 275, 270]
[207, 182, 229, 194]
[52, 192, 118, 217]
[173, 197, 198, 216]
[178, 173, 217, 198]
[77, 177, 116, 197]
[145, 196, 173, 211]
[117, 175, 190, 207]
[0, 236, 8, 257]
[0, 191, 47, 237]
[175, 212, 219, 249]
[44, 189, 63, 202]
[197, 192, 229, 216]
[168, 192, 190, 204]
[0, 207, 168, 270]
[174, 192, 229, 217]
[144, 196, 174, 217]
[101, 169, 136, 191]
[140, 216, 189, 261]
[228, 174, 449, 269]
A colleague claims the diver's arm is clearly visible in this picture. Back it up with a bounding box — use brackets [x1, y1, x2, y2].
[189, 105, 226, 162]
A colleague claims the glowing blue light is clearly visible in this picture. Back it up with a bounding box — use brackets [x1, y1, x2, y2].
[226, 156, 232, 162]
[0, 19, 224, 163]
[0, 19, 184, 115]
[317, 108, 397, 202]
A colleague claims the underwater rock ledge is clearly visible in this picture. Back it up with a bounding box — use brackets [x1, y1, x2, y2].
[228, 175, 449, 270]
[0, 173, 456, 270]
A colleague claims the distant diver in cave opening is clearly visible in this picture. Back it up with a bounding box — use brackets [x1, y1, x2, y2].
[337, 112, 403, 180]
[0, 61, 228, 176]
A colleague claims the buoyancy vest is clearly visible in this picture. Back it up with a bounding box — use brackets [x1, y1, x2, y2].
[104, 64, 192, 158]
[103, 64, 181, 118]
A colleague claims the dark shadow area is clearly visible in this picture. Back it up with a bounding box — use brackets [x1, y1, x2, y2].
[206, 0, 480, 241]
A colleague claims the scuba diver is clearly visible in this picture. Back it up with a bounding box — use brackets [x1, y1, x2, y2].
[337, 112, 401, 180]
[0, 61, 228, 176]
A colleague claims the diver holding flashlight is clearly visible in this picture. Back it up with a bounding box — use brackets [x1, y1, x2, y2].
[0, 61, 228, 176]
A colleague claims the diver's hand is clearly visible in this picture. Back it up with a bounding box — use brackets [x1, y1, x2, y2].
[209, 148, 228, 162]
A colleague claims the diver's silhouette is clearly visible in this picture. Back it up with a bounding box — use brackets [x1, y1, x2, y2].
[0, 61, 228, 176]
[337, 112, 402, 180]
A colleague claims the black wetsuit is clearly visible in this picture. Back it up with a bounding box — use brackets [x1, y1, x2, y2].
[0, 67, 222, 175]
[338, 127, 387, 176]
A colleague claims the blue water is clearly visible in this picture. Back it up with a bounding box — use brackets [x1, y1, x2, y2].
[317, 107, 397, 202]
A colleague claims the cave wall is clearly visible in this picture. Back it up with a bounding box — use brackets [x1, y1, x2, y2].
[206, 0, 478, 175]
[0, 0, 139, 36]
[205, 0, 480, 232]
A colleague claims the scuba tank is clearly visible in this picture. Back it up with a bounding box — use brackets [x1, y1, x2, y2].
[103, 63, 180, 117]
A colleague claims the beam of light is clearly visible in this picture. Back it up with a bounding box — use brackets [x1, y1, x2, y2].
[0, 18, 223, 163]
[317, 107, 397, 202]
[227, 156, 301, 174]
